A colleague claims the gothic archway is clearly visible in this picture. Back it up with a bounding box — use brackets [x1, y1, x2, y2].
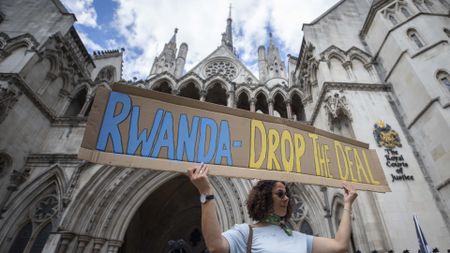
[119, 175, 206, 253]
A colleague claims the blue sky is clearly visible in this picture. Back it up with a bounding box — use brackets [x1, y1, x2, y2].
[61, 0, 340, 80]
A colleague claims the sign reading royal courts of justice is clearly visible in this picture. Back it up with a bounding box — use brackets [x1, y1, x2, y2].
[78, 84, 390, 192]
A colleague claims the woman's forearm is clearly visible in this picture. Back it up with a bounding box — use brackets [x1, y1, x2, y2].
[334, 202, 352, 251]
[200, 194, 228, 253]
[188, 164, 228, 253]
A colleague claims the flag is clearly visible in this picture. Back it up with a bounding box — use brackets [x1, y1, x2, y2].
[413, 215, 432, 253]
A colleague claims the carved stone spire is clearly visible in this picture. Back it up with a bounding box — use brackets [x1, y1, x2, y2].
[149, 28, 181, 77]
[170, 28, 178, 44]
[221, 4, 234, 52]
[258, 32, 287, 82]
[266, 32, 286, 79]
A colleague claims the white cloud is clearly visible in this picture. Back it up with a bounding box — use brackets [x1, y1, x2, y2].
[110, 0, 340, 80]
[61, 0, 98, 28]
[78, 32, 103, 51]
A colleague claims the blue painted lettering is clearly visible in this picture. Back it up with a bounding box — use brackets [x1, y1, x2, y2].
[215, 120, 232, 165]
[176, 114, 199, 161]
[197, 118, 218, 163]
[96, 91, 131, 153]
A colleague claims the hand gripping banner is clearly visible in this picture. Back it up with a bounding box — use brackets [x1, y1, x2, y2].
[78, 84, 390, 192]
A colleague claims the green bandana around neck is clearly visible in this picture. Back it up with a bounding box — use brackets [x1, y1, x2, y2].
[261, 214, 293, 236]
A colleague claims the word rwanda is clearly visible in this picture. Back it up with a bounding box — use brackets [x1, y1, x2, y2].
[79, 84, 390, 192]
[96, 91, 237, 165]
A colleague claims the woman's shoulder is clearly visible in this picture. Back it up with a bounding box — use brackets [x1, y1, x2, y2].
[231, 223, 251, 232]
[222, 223, 250, 242]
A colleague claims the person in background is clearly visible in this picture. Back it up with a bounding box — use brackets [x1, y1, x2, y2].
[188, 163, 358, 253]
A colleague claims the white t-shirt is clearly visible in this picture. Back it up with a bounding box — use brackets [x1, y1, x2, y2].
[222, 223, 314, 253]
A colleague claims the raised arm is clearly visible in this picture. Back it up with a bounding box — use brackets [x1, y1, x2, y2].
[188, 164, 229, 253]
[312, 183, 358, 253]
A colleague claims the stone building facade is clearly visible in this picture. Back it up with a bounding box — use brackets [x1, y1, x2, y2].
[0, 0, 449, 252]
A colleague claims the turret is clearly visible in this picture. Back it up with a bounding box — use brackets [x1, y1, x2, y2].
[266, 33, 286, 79]
[258, 45, 267, 82]
[175, 42, 188, 78]
[148, 28, 188, 79]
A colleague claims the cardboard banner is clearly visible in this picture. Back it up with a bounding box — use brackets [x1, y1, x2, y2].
[78, 84, 390, 192]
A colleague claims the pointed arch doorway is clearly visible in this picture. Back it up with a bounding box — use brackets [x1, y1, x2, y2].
[119, 175, 207, 253]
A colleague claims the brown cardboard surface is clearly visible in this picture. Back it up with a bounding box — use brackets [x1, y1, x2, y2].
[78, 84, 391, 192]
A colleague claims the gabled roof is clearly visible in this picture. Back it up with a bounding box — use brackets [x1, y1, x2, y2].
[185, 44, 259, 83]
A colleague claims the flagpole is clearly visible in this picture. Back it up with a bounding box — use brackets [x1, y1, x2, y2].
[413, 215, 432, 253]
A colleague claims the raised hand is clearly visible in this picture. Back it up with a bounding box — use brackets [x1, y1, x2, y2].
[188, 163, 212, 195]
[343, 183, 358, 205]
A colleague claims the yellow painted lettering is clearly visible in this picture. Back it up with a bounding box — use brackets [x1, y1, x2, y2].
[323, 144, 333, 178]
[344, 146, 358, 182]
[353, 148, 370, 184]
[334, 141, 349, 180]
[267, 129, 281, 171]
[249, 120, 266, 169]
[362, 150, 380, 185]
[281, 130, 294, 173]
[308, 133, 321, 176]
[294, 133, 305, 173]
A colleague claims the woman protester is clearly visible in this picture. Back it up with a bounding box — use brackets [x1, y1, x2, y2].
[188, 163, 358, 253]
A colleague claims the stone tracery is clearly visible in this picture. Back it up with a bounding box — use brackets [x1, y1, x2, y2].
[323, 91, 352, 130]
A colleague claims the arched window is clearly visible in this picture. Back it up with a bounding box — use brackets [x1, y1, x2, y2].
[437, 71, 450, 91]
[179, 82, 200, 100]
[407, 29, 424, 48]
[388, 14, 398, 25]
[8, 222, 32, 253]
[95, 66, 116, 82]
[205, 83, 227, 106]
[255, 93, 269, 114]
[273, 93, 287, 119]
[400, 7, 411, 18]
[29, 223, 52, 253]
[64, 88, 87, 117]
[152, 81, 172, 94]
[291, 93, 305, 121]
[236, 92, 250, 111]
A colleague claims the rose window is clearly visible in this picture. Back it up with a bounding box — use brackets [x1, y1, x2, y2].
[204, 60, 238, 80]
[32, 195, 59, 222]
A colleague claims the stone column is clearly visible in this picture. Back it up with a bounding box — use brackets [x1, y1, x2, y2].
[57, 232, 74, 253]
[286, 99, 292, 120]
[227, 90, 235, 108]
[200, 90, 207, 102]
[56, 89, 71, 114]
[92, 238, 105, 253]
[321, 186, 335, 238]
[268, 98, 274, 116]
[78, 95, 93, 117]
[250, 98, 256, 112]
[343, 61, 356, 81]
[171, 89, 179, 96]
[106, 240, 123, 253]
[364, 63, 378, 82]
[76, 235, 91, 253]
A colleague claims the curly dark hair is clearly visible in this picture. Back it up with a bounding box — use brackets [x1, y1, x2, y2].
[246, 180, 292, 222]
